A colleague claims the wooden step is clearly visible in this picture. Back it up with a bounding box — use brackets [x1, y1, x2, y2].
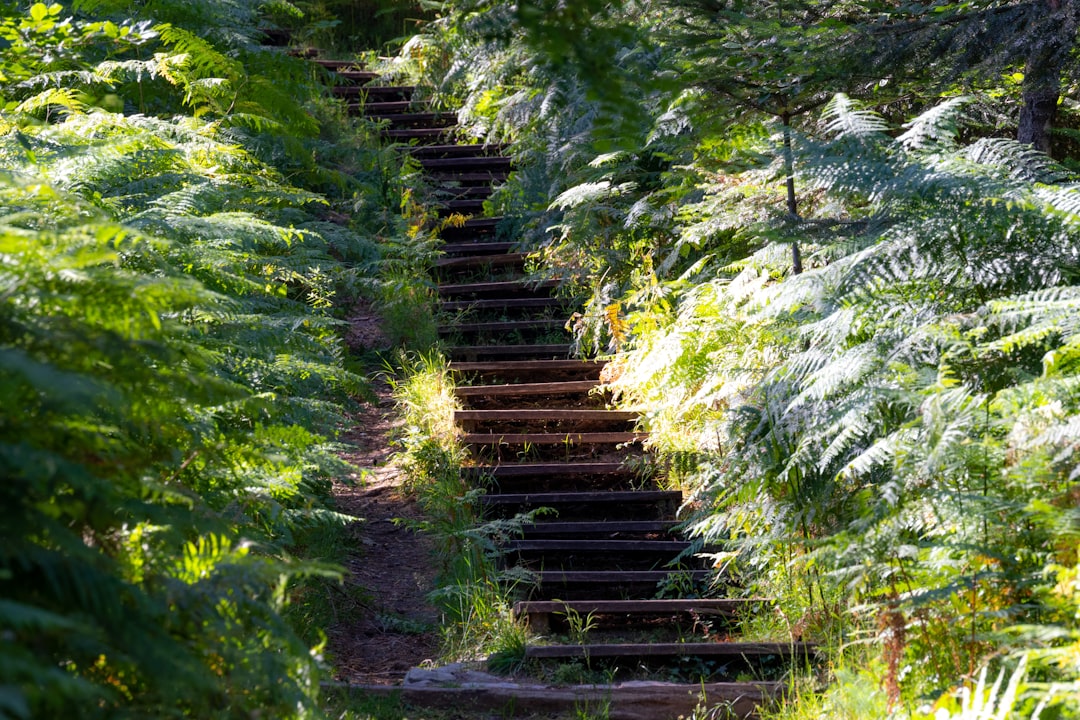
[347, 85, 414, 97]
[447, 344, 573, 361]
[436, 199, 486, 214]
[359, 681, 782, 720]
[336, 86, 411, 98]
[428, 171, 511, 183]
[440, 296, 564, 312]
[451, 359, 606, 383]
[515, 598, 759, 616]
[441, 317, 565, 335]
[436, 252, 527, 270]
[420, 156, 513, 171]
[439, 241, 516, 255]
[464, 431, 644, 446]
[514, 598, 761, 631]
[464, 461, 644, 494]
[463, 461, 628, 476]
[332, 70, 378, 83]
[530, 570, 711, 599]
[438, 278, 559, 296]
[367, 111, 458, 126]
[519, 520, 679, 537]
[408, 143, 509, 157]
[440, 217, 501, 238]
[385, 127, 455, 141]
[524, 641, 814, 661]
[317, 61, 370, 72]
[506, 539, 691, 553]
[481, 490, 677, 505]
[443, 186, 497, 199]
[456, 409, 636, 422]
[352, 100, 416, 113]
[506, 539, 693, 572]
[455, 380, 596, 396]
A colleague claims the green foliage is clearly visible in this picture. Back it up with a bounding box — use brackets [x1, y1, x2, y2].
[0, 1, 412, 717]
[600, 96, 1080, 712]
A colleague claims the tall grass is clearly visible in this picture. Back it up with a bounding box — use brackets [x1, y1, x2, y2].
[387, 351, 530, 668]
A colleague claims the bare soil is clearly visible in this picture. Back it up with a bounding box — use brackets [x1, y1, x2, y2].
[326, 382, 443, 685]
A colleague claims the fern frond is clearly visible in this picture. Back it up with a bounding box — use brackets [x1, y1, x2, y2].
[897, 96, 971, 152]
[820, 93, 889, 139]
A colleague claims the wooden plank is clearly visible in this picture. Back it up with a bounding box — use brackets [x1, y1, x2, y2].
[385, 127, 454, 140]
[534, 570, 709, 584]
[506, 539, 691, 553]
[330, 681, 782, 720]
[442, 319, 564, 335]
[524, 642, 814, 660]
[435, 252, 527, 269]
[452, 360, 605, 371]
[438, 278, 558, 295]
[439, 242, 516, 255]
[520, 520, 677, 536]
[456, 409, 636, 421]
[408, 143, 509, 157]
[440, 297, 563, 311]
[450, 186, 497, 198]
[348, 85, 414, 95]
[428, 171, 510, 182]
[448, 344, 572, 358]
[481, 490, 679, 504]
[356, 100, 415, 113]
[455, 380, 594, 396]
[318, 62, 371, 72]
[513, 599, 765, 616]
[463, 461, 628, 475]
[438, 199, 485, 211]
[446, 216, 500, 230]
[420, 156, 513, 169]
[366, 111, 458, 123]
[464, 431, 645, 445]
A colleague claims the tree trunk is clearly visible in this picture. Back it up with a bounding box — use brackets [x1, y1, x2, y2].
[781, 113, 802, 274]
[1017, 79, 1059, 155]
[1017, 0, 1067, 154]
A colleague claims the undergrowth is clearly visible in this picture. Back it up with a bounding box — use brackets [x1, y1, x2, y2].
[387, 351, 532, 671]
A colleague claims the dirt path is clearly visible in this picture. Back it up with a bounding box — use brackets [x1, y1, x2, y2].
[326, 380, 443, 684]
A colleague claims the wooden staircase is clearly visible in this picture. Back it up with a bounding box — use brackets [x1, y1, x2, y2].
[319, 56, 809, 719]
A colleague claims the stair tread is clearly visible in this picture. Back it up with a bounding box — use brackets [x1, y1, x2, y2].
[452, 360, 602, 372]
[420, 156, 513, 168]
[482, 490, 679, 503]
[408, 143, 510, 156]
[534, 570, 709, 582]
[441, 297, 565, 311]
[456, 409, 636, 421]
[463, 461, 628, 475]
[506, 539, 691, 551]
[464, 431, 645, 445]
[524, 642, 813, 659]
[356, 100, 418, 112]
[436, 252, 527, 269]
[439, 278, 558, 294]
[447, 344, 573, 357]
[385, 128, 454, 139]
[367, 111, 458, 123]
[514, 598, 767, 614]
[439, 242, 517, 254]
[442, 322, 563, 336]
[519, 520, 677, 535]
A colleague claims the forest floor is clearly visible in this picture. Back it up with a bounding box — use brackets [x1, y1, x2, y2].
[327, 304, 443, 685]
